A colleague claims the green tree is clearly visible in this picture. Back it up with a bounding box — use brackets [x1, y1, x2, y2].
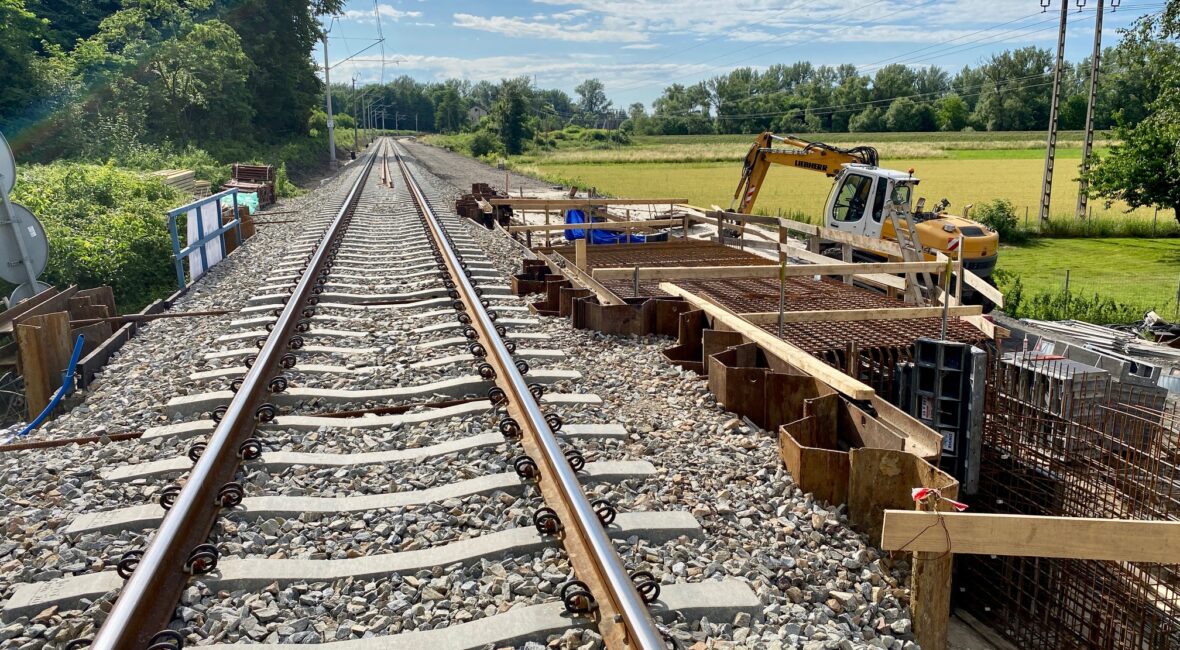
[493, 77, 532, 155]
[884, 97, 922, 131]
[433, 83, 463, 133]
[26, 0, 119, 49]
[1058, 94, 1089, 130]
[0, 0, 49, 129]
[848, 106, 885, 132]
[935, 94, 970, 131]
[1085, 2, 1180, 224]
[212, 0, 344, 139]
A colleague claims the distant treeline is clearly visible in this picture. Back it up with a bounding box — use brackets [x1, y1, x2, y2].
[325, 40, 1175, 138]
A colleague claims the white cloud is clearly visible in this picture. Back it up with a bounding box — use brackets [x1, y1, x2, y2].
[621, 43, 659, 50]
[340, 4, 422, 23]
[332, 52, 713, 92]
[452, 12, 648, 43]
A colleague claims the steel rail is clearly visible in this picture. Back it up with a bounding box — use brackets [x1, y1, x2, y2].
[392, 141, 665, 650]
[89, 145, 381, 649]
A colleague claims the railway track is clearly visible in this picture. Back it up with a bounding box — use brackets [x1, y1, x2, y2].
[0, 140, 759, 649]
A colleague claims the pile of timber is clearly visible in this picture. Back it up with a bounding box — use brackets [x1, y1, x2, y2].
[0, 286, 118, 420]
[151, 169, 197, 195]
[455, 183, 509, 227]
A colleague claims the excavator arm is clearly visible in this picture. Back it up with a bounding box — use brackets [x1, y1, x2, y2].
[731, 132, 880, 213]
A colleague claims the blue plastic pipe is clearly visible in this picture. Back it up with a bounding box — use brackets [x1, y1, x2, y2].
[18, 334, 85, 437]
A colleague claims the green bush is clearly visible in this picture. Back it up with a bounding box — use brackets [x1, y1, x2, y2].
[11, 163, 185, 310]
[993, 269, 1145, 324]
[1039, 215, 1180, 238]
[469, 130, 501, 157]
[974, 198, 1027, 244]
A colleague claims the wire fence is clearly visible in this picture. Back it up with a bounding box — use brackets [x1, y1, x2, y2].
[1006, 269, 1180, 324]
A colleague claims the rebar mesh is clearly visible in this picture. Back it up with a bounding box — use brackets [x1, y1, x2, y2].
[960, 353, 1180, 649]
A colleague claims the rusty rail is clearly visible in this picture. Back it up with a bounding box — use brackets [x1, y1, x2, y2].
[394, 143, 666, 650]
[87, 142, 380, 649]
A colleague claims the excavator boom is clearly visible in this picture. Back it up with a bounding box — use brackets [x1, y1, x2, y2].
[732, 132, 879, 213]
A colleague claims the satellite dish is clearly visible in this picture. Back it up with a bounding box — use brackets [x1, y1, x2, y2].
[0, 203, 49, 284]
[9, 280, 52, 305]
[0, 131, 14, 196]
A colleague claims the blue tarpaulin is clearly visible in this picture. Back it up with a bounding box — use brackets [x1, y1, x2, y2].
[562, 209, 648, 245]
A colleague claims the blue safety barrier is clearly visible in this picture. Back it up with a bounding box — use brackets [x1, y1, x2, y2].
[167, 188, 242, 288]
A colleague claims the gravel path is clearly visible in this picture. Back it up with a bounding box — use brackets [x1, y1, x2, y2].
[399, 139, 552, 194]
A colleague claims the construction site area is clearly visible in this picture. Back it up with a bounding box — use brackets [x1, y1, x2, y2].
[1, 1, 1180, 650]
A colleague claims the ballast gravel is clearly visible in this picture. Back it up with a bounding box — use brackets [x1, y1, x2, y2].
[0, 143, 919, 650]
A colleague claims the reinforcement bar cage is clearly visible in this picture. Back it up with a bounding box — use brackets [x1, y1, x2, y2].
[959, 354, 1180, 650]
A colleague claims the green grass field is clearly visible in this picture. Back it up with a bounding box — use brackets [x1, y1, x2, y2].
[997, 238, 1180, 317]
[523, 156, 1158, 223]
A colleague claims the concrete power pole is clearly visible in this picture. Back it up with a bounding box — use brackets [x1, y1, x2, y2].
[1038, 0, 1070, 225]
[352, 77, 359, 153]
[322, 34, 336, 168]
[1076, 0, 1112, 218]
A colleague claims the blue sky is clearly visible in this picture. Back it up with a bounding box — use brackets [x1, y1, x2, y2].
[314, 0, 1163, 108]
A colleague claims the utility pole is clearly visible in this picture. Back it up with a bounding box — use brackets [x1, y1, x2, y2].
[352, 77, 359, 153]
[1038, 0, 1070, 225]
[1076, 0, 1113, 218]
[415, 113, 418, 133]
[322, 34, 336, 168]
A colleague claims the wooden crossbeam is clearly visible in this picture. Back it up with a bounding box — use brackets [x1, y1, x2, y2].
[591, 260, 946, 282]
[660, 282, 876, 400]
[550, 253, 627, 307]
[933, 251, 1004, 308]
[740, 305, 983, 325]
[489, 197, 687, 207]
[783, 244, 907, 292]
[881, 511, 1180, 564]
[507, 218, 681, 233]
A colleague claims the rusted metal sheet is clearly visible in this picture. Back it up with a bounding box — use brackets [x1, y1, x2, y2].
[512, 259, 551, 295]
[569, 295, 694, 338]
[707, 342, 836, 432]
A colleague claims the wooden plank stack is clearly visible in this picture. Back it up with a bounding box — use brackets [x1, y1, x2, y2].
[151, 169, 197, 196]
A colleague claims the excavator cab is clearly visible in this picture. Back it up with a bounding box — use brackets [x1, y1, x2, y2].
[825, 165, 917, 239]
[824, 165, 998, 279]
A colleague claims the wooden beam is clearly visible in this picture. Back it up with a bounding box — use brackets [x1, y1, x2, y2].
[574, 238, 587, 270]
[881, 510, 1180, 564]
[506, 218, 681, 233]
[488, 197, 687, 207]
[659, 282, 876, 400]
[592, 260, 947, 282]
[933, 252, 1003, 308]
[16, 312, 72, 420]
[740, 305, 983, 325]
[783, 244, 907, 291]
[550, 253, 628, 307]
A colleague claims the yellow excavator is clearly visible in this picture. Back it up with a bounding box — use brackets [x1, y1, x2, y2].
[731, 132, 998, 281]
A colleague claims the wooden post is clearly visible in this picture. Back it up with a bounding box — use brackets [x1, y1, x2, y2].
[16, 311, 73, 420]
[575, 237, 587, 270]
[911, 495, 953, 650]
[842, 243, 853, 285]
[778, 219, 787, 265]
